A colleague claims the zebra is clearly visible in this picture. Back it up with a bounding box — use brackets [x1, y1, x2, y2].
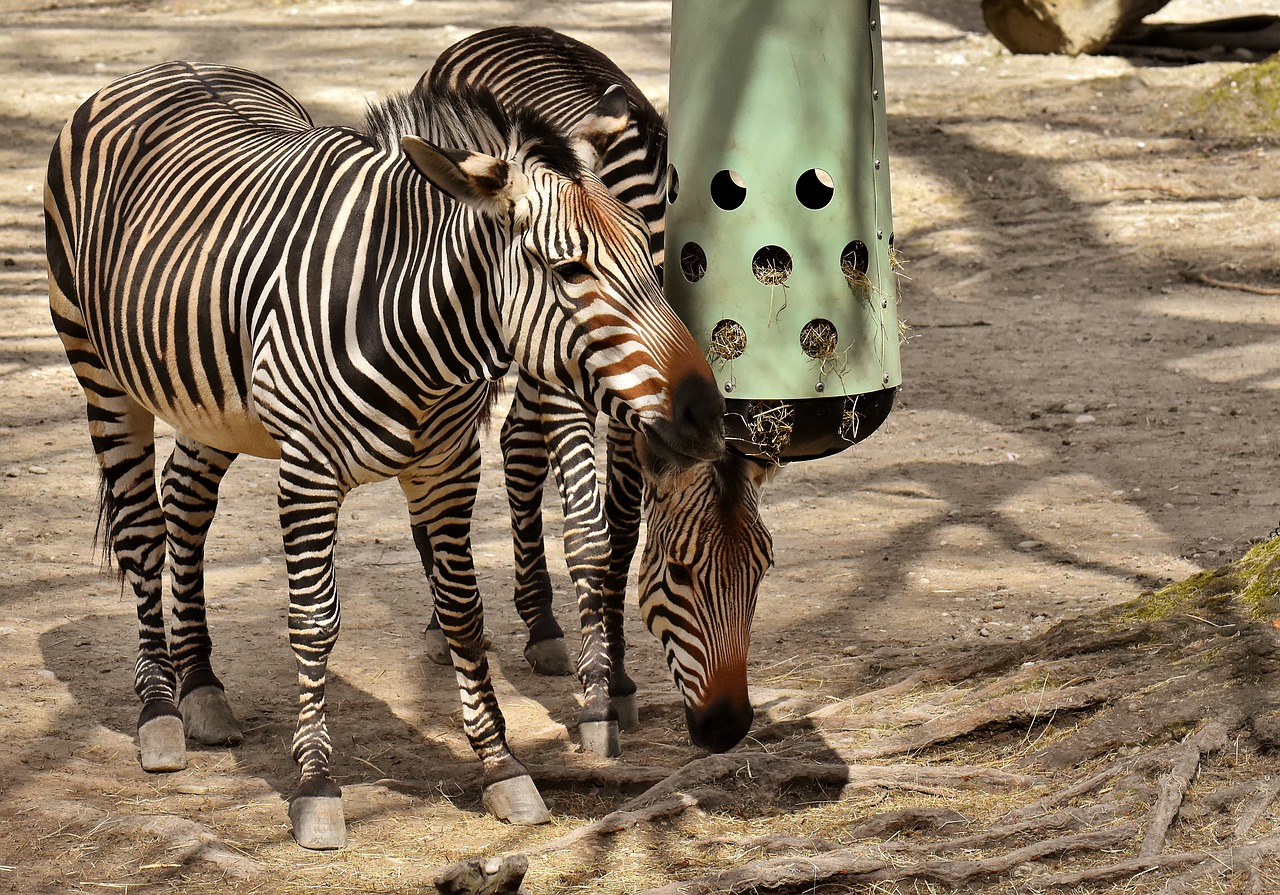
[44, 60, 725, 849]
[426, 26, 776, 756]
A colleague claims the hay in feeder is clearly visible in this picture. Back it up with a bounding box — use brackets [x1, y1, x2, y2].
[800, 318, 839, 362]
[839, 394, 862, 443]
[840, 255, 872, 290]
[753, 258, 791, 286]
[680, 242, 707, 282]
[709, 319, 748, 361]
[746, 401, 795, 460]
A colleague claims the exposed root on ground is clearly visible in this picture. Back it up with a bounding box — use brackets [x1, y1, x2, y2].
[437, 537, 1280, 893]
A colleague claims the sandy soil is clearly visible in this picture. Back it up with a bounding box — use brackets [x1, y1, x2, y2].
[1, 1, 1279, 892]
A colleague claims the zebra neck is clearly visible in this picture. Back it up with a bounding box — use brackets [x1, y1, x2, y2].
[363, 170, 516, 397]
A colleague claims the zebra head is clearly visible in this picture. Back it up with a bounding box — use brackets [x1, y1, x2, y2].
[636, 451, 775, 752]
[399, 87, 725, 469]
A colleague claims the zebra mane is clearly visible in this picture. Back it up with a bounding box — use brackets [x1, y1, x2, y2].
[711, 454, 769, 527]
[362, 80, 586, 179]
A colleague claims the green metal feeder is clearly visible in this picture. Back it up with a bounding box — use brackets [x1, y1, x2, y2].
[666, 0, 901, 462]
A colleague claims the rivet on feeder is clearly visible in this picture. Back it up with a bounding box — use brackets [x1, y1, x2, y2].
[877, 228, 884, 240]
[874, 159, 881, 170]
[725, 381, 735, 393]
[815, 381, 825, 393]
[882, 372, 891, 385]
[872, 89, 880, 100]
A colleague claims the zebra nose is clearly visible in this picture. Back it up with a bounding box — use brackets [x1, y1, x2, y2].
[685, 696, 753, 753]
[644, 373, 726, 470]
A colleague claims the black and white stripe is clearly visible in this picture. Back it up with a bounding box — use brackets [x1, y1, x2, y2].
[45, 59, 723, 845]
[428, 27, 774, 754]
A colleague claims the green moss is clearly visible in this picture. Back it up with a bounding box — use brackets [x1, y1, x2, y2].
[1121, 536, 1280, 622]
[1177, 54, 1280, 144]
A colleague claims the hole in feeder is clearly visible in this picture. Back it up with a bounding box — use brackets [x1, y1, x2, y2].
[680, 242, 707, 283]
[667, 165, 680, 204]
[840, 240, 870, 288]
[710, 169, 747, 210]
[800, 318, 839, 361]
[752, 245, 792, 286]
[796, 168, 835, 209]
[710, 319, 748, 361]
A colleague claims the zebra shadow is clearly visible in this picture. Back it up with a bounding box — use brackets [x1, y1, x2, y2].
[34, 609, 485, 810]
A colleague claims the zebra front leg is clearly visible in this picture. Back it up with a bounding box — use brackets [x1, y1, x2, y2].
[401, 453, 551, 825]
[499, 373, 572, 676]
[277, 456, 348, 850]
[546, 403, 621, 756]
[163, 435, 241, 746]
[602, 419, 643, 729]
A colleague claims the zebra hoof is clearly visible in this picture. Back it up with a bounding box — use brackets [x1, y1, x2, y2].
[179, 685, 242, 746]
[423, 627, 451, 665]
[138, 714, 187, 772]
[579, 720, 621, 758]
[482, 775, 551, 825]
[289, 796, 347, 850]
[611, 692, 640, 731]
[524, 638, 573, 676]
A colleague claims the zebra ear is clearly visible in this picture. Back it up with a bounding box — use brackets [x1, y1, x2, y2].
[401, 136, 524, 214]
[570, 85, 630, 171]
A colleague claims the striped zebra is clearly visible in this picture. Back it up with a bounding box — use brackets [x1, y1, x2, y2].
[427, 27, 775, 755]
[44, 60, 724, 849]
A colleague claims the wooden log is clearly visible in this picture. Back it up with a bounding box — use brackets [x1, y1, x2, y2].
[981, 0, 1172, 55]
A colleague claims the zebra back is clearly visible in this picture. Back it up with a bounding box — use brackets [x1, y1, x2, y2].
[427, 26, 668, 268]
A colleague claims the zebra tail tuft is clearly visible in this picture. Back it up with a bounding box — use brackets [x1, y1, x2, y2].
[92, 471, 124, 581]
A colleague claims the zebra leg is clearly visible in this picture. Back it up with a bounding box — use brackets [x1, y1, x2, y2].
[544, 402, 620, 757]
[163, 435, 241, 746]
[499, 373, 572, 676]
[602, 419, 643, 730]
[277, 454, 348, 850]
[57, 340, 184, 768]
[52, 305, 183, 770]
[401, 443, 551, 825]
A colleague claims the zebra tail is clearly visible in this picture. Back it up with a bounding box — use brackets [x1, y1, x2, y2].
[93, 470, 124, 581]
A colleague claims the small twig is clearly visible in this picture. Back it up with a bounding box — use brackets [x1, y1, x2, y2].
[1180, 270, 1280, 296]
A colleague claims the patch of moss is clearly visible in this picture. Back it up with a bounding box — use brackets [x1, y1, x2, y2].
[1121, 536, 1280, 622]
[1174, 54, 1280, 144]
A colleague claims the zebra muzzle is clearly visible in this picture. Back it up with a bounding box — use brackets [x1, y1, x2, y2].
[642, 373, 726, 471]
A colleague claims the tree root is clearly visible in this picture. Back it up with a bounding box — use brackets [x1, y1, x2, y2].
[433, 539, 1280, 894]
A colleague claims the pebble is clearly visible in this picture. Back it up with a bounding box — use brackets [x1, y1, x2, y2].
[28, 466, 48, 475]
[1074, 414, 1096, 424]
[1018, 540, 1043, 550]
[1063, 402, 1087, 414]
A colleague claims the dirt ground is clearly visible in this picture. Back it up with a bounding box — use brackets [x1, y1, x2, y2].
[2, 1, 1280, 892]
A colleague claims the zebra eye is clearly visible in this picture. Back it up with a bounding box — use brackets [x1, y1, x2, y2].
[552, 260, 593, 285]
[667, 563, 693, 587]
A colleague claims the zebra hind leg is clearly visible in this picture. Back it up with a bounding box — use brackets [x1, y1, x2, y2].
[51, 298, 188, 771]
[164, 435, 241, 745]
[80, 375, 184, 767]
